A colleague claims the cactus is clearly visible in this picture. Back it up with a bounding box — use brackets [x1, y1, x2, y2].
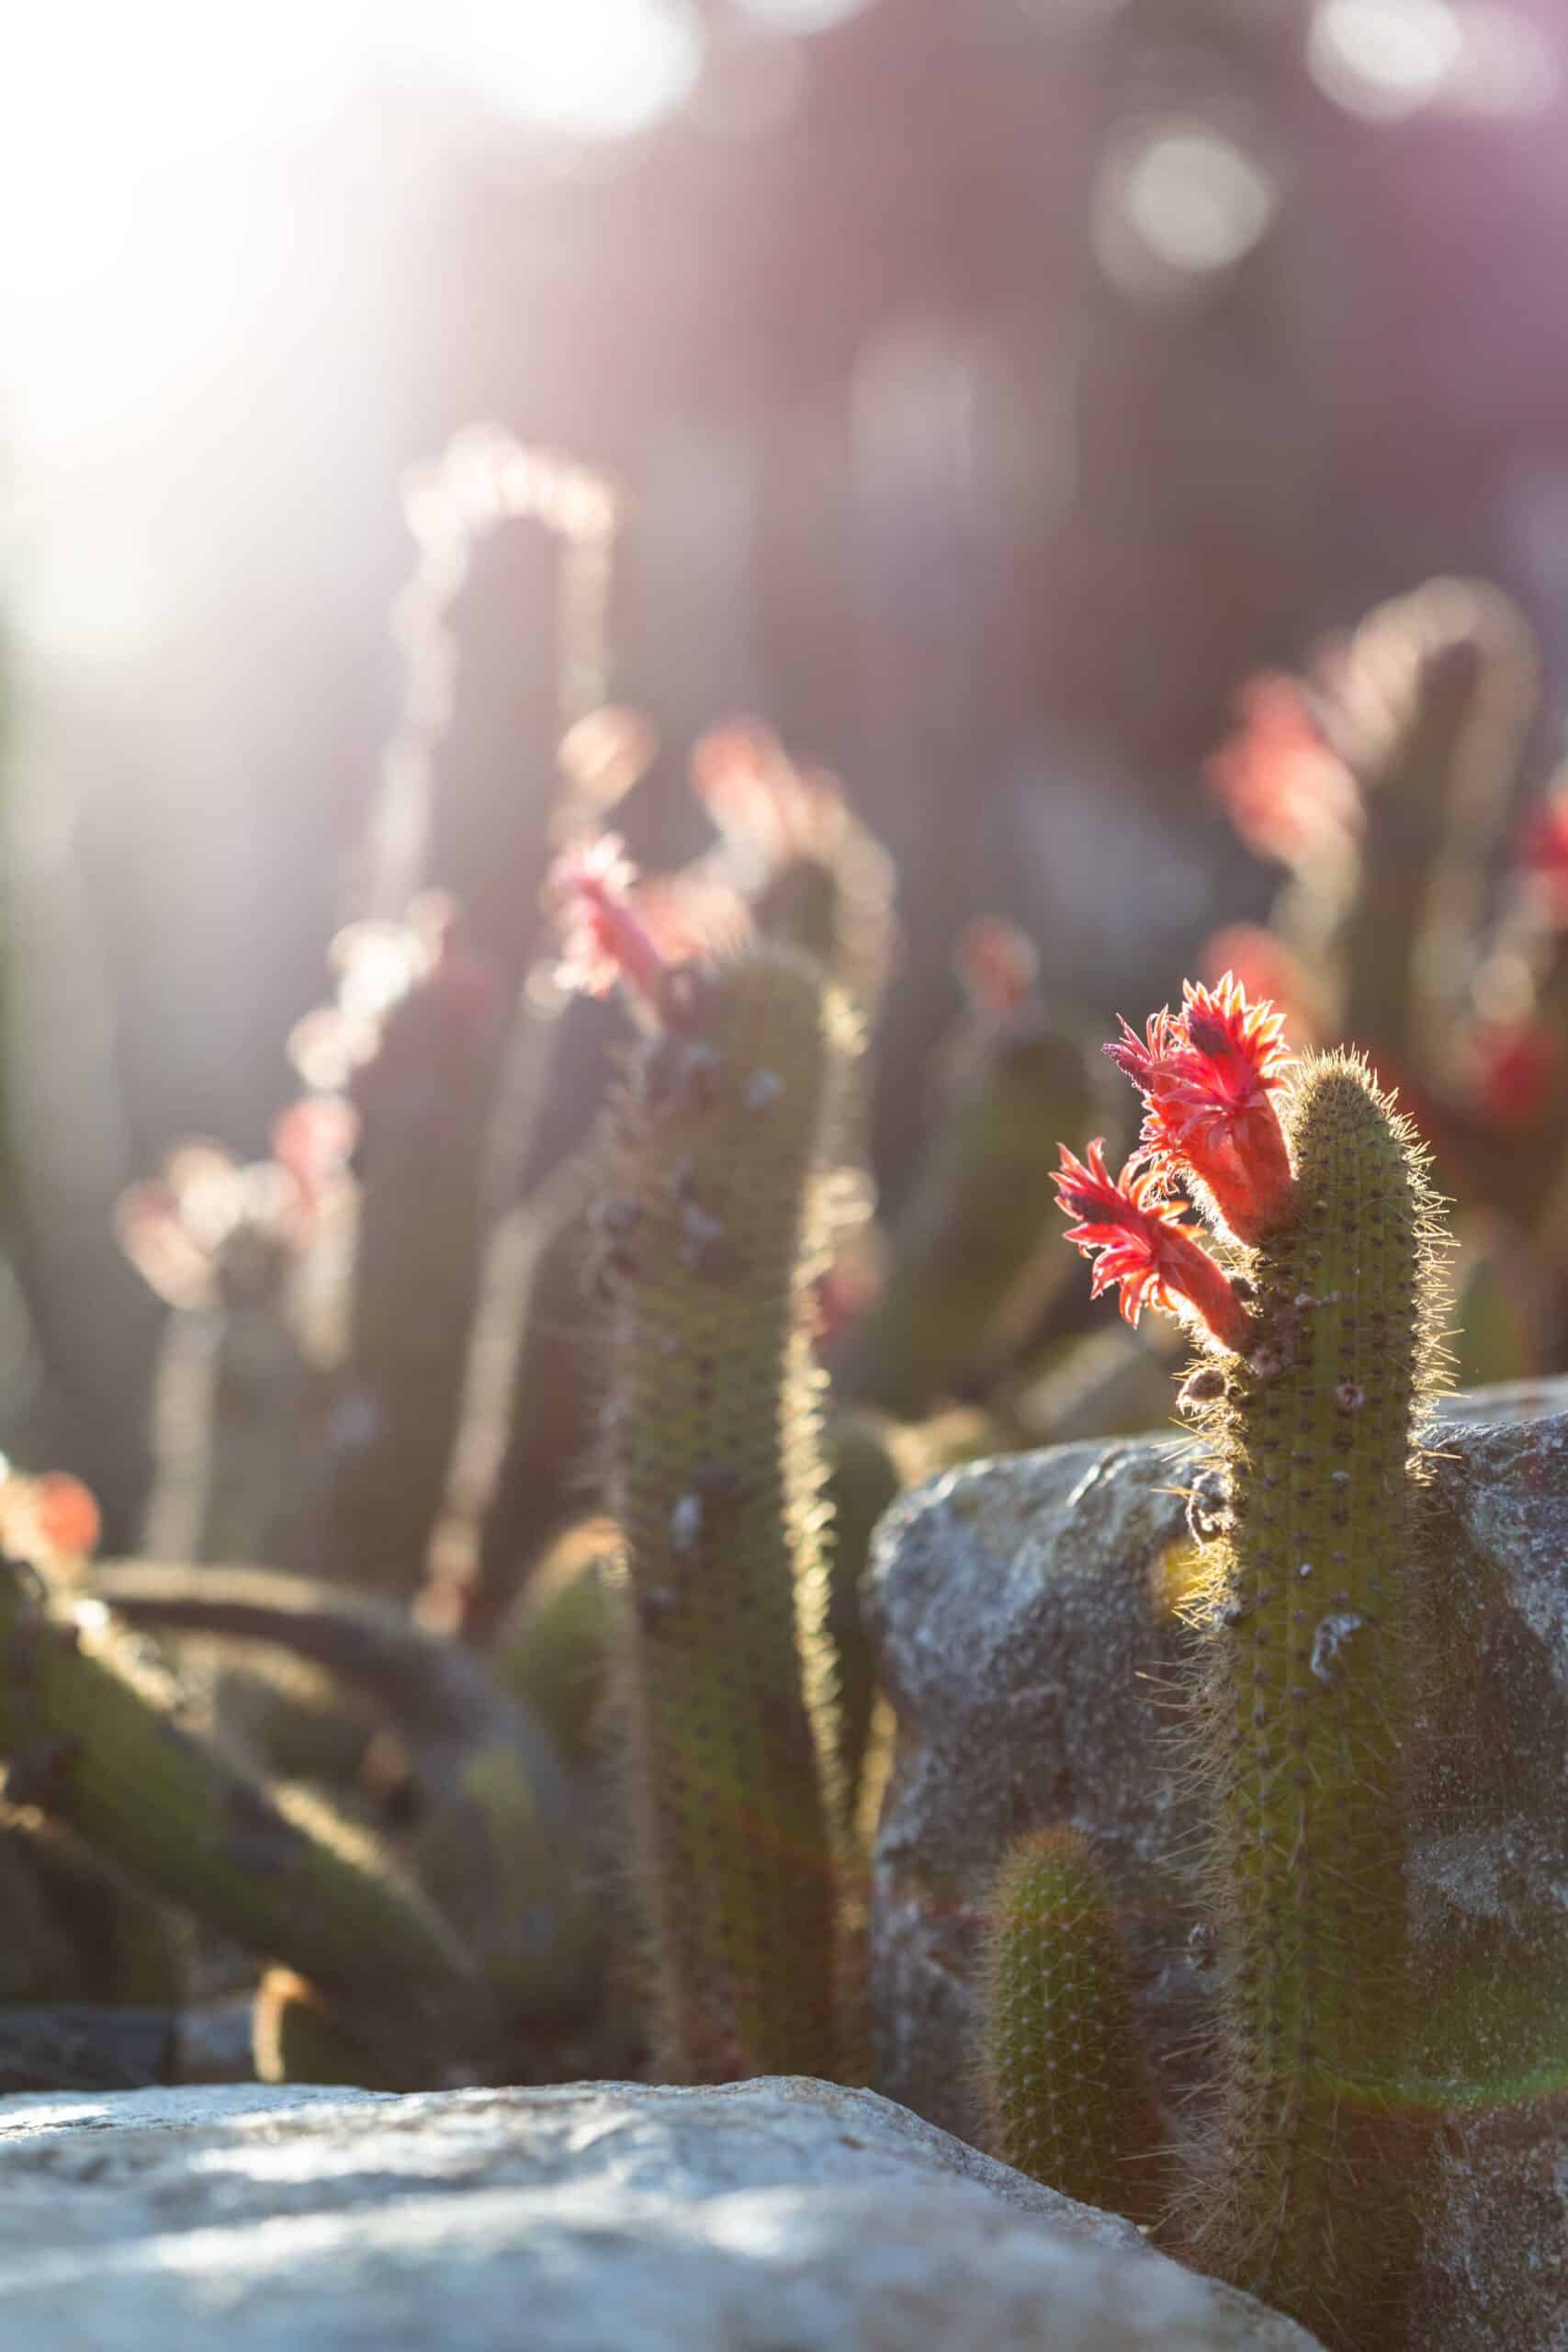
[85, 1558, 596, 2029]
[491, 1516, 618, 1768]
[451, 1160, 602, 1644]
[1176, 1053, 1442, 2341]
[835, 922, 1100, 1419]
[691, 724, 897, 1023]
[606, 950, 854, 2076]
[0, 1557, 489, 2085]
[310, 903, 507, 1601]
[555, 838, 853, 2079]
[1059, 979, 1449, 2346]
[978, 1827, 1167, 2224]
[1203, 581, 1568, 1268]
[820, 1415, 902, 1806]
[1329, 582, 1536, 1068]
[115, 1139, 334, 1566]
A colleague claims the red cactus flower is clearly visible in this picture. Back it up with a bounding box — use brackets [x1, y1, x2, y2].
[1205, 673, 1361, 872]
[1054, 1140, 1252, 1352]
[1518, 779, 1568, 925]
[953, 915, 1040, 1019]
[1461, 1018, 1562, 1131]
[691, 722, 842, 877]
[1105, 975, 1295, 1243]
[0, 1467, 101, 1566]
[629, 866, 753, 969]
[548, 834, 671, 1014]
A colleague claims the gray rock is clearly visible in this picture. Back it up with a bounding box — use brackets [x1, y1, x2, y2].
[865, 1377, 1568, 2350]
[0, 2075, 1319, 2349]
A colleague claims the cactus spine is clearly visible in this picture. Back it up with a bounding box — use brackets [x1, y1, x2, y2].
[604, 944, 854, 2079]
[979, 1827, 1167, 2225]
[1181, 1053, 1444, 2342]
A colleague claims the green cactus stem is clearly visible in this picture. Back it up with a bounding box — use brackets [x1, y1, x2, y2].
[604, 944, 855, 2080]
[979, 1827, 1168, 2225]
[115, 1149, 324, 1566]
[836, 1004, 1098, 1420]
[317, 909, 506, 1602]
[85, 1558, 596, 2026]
[692, 727, 897, 1023]
[822, 1407, 1007, 1818]
[491, 1517, 618, 1769]
[1311, 581, 1537, 1074]
[821, 1415, 902, 1807]
[451, 1157, 601, 1645]
[1179, 1052, 1446, 2344]
[0, 1558, 488, 2084]
[6, 1815, 190, 2007]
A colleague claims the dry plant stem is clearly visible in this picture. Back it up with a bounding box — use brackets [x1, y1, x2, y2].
[605, 948, 853, 2080]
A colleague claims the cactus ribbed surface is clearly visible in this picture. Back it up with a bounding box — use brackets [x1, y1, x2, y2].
[1180, 1053, 1444, 2344]
[979, 1827, 1166, 2225]
[0, 1559, 488, 2080]
[604, 946, 853, 2080]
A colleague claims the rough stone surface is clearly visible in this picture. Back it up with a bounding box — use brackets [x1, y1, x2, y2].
[865, 1378, 1568, 2351]
[0, 2075, 1320, 2349]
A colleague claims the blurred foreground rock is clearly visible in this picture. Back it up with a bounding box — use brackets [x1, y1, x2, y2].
[866, 1376, 1568, 2351]
[0, 2076, 1317, 2349]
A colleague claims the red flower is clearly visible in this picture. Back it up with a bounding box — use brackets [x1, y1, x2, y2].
[0, 1468, 101, 1565]
[1054, 1140, 1252, 1352]
[547, 835, 671, 1014]
[1205, 673, 1361, 872]
[629, 866, 753, 969]
[1105, 975, 1295, 1243]
[1462, 1018, 1562, 1132]
[1518, 780, 1568, 926]
[691, 722, 842, 876]
[953, 916, 1040, 1019]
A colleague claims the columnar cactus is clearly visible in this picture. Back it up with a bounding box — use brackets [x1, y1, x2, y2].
[691, 723, 897, 1022]
[554, 836, 853, 2080]
[836, 919, 1099, 1419]
[1056, 978, 1448, 2347]
[1180, 1057, 1440, 2342]
[979, 1826, 1167, 2225]
[298, 900, 506, 1601]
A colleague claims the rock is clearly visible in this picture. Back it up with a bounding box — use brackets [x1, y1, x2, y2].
[0, 2075, 1318, 2349]
[865, 1377, 1568, 2350]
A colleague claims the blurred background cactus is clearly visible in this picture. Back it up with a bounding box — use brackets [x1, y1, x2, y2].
[0, 7, 1567, 2328]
